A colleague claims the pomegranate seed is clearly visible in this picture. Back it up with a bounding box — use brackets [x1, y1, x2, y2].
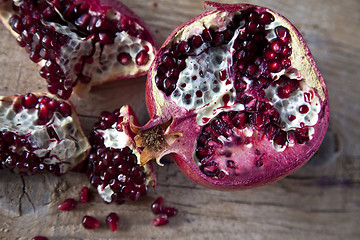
[275, 26, 291, 44]
[80, 186, 89, 204]
[264, 50, 277, 60]
[22, 93, 38, 109]
[259, 12, 274, 24]
[288, 115, 296, 121]
[31, 236, 48, 240]
[153, 215, 169, 226]
[162, 207, 178, 217]
[299, 105, 309, 114]
[191, 35, 203, 48]
[59, 102, 72, 116]
[106, 212, 120, 231]
[270, 40, 282, 53]
[151, 197, 164, 214]
[135, 50, 149, 65]
[82, 215, 100, 229]
[58, 198, 77, 211]
[117, 52, 131, 65]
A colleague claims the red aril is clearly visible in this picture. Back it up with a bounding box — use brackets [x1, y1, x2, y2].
[57, 198, 77, 211]
[106, 212, 120, 232]
[0, 0, 157, 99]
[82, 215, 100, 229]
[80, 186, 89, 204]
[131, 2, 329, 190]
[0, 93, 90, 175]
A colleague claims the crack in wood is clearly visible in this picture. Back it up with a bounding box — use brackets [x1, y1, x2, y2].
[18, 176, 35, 215]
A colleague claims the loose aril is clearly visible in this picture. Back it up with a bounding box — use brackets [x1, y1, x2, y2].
[58, 198, 77, 211]
[80, 186, 89, 204]
[106, 212, 120, 232]
[153, 214, 169, 227]
[82, 215, 100, 229]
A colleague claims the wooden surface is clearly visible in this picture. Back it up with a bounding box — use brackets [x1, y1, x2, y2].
[1, 0, 360, 239]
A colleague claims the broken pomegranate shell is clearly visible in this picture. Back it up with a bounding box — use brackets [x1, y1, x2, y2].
[138, 2, 329, 190]
[0, 93, 90, 175]
[86, 105, 155, 203]
[0, 0, 157, 99]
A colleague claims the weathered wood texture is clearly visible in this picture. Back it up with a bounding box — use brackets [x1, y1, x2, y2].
[1, 0, 359, 239]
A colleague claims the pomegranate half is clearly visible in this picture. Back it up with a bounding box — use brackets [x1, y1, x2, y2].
[0, 0, 157, 99]
[135, 2, 329, 190]
[0, 92, 90, 175]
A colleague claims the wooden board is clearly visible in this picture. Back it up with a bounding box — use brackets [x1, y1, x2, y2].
[1, 0, 359, 239]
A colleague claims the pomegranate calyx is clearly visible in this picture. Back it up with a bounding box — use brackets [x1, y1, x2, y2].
[132, 119, 182, 166]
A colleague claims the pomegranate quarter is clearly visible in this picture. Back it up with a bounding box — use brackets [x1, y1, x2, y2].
[0, 93, 90, 175]
[133, 2, 329, 190]
[0, 0, 157, 99]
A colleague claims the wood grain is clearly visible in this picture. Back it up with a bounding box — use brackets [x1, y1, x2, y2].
[1, 0, 359, 239]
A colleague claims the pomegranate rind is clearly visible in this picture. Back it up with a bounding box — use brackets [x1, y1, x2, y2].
[145, 3, 329, 190]
[0, 0, 157, 97]
[0, 92, 91, 174]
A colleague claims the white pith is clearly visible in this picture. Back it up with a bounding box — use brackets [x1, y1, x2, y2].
[0, 97, 89, 174]
[95, 106, 153, 203]
[43, 19, 155, 92]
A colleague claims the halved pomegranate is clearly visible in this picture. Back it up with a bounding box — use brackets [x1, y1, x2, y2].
[0, 0, 157, 99]
[86, 105, 155, 203]
[0, 93, 90, 175]
[132, 2, 329, 190]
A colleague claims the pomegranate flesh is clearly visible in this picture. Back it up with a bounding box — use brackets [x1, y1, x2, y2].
[0, 0, 157, 99]
[0, 93, 90, 175]
[136, 2, 329, 190]
[86, 105, 155, 203]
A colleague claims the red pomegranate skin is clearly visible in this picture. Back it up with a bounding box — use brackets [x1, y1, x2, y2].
[140, 2, 329, 190]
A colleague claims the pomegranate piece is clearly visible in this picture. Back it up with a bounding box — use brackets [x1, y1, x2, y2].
[132, 2, 329, 190]
[57, 198, 77, 211]
[0, 0, 157, 99]
[106, 212, 120, 232]
[80, 186, 89, 204]
[82, 215, 100, 229]
[85, 105, 155, 203]
[0, 93, 90, 175]
[153, 214, 169, 226]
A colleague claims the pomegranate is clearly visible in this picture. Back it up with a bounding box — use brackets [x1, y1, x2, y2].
[0, 0, 157, 99]
[132, 2, 329, 190]
[0, 92, 90, 175]
[86, 105, 155, 203]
